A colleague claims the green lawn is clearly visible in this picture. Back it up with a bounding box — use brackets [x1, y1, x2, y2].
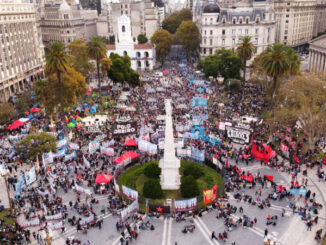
[118, 160, 223, 210]
[0, 209, 16, 226]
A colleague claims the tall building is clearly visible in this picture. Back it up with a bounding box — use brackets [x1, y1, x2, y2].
[198, 2, 276, 60]
[0, 0, 44, 102]
[273, 0, 317, 47]
[99, 0, 160, 41]
[313, 0, 326, 37]
[39, 0, 98, 46]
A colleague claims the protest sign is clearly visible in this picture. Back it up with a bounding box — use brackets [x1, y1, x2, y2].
[174, 197, 197, 212]
[122, 185, 138, 201]
[112, 122, 137, 135]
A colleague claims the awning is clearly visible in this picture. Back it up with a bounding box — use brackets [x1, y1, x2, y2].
[124, 138, 137, 146]
[95, 174, 113, 184]
[114, 151, 141, 164]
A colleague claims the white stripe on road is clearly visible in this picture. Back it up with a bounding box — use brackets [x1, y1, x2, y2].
[193, 218, 216, 245]
[167, 217, 172, 245]
[162, 217, 168, 245]
[196, 217, 219, 245]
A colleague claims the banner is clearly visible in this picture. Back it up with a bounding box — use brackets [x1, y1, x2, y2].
[86, 125, 101, 133]
[100, 146, 114, 156]
[47, 221, 64, 231]
[83, 155, 91, 168]
[148, 205, 170, 214]
[42, 152, 53, 165]
[138, 140, 157, 154]
[69, 143, 80, 150]
[290, 188, 307, 195]
[64, 151, 77, 162]
[21, 218, 39, 228]
[120, 200, 138, 221]
[251, 143, 275, 163]
[191, 147, 205, 162]
[112, 122, 137, 136]
[114, 179, 120, 194]
[203, 184, 218, 204]
[89, 140, 100, 154]
[80, 215, 94, 226]
[45, 213, 63, 221]
[226, 126, 251, 144]
[174, 197, 197, 212]
[75, 184, 92, 196]
[15, 175, 25, 198]
[122, 185, 138, 201]
[190, 97, 207, 108]
[218, 122, 232, 131]
[56, 138, 67, 149]
[53, 148, 66, 158]
[25, 167, 36, 186]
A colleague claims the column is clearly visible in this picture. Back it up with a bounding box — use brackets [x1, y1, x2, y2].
[313, 51, 318, 73]
[308, 50, 312, 71]
[311, 50, 316, 72]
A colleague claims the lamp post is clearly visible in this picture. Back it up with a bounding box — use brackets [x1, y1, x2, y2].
[0, 168, 13, 215]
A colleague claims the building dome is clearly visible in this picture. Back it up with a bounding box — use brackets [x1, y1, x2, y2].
[203, 3, 220, 13]
[59, 0, 71, 11]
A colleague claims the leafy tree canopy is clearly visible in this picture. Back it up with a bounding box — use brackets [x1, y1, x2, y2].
[175, 20, 200, 57]
[150, 29, 173, 66]
[163, 8, 192, 34]
[0, 102, 15, 125]
[137, 34, 148, 44]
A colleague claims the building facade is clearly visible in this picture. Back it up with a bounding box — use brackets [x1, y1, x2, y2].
[308, 34, 326, 73]
[313, 0, 326, 37]
[198, 3, 276, 60]
[99, 0, 160, 41]
[0, 0, 44, 102]
[39, 0, 98, 45]
[106, 15, 156, 71]
[273, 0, 317, 47]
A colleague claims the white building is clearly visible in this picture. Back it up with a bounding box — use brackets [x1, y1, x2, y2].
[308, 34, 326, 73]
[0, 0, 44, 102]
[106, 15, 156, 71]
[198, 2, 276, 60]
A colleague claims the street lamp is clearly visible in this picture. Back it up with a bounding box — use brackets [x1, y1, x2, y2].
[0, 167, 13, 215]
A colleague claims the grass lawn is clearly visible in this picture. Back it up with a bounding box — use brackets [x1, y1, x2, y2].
[0, 209, 16, 226]
[118, 160, 223, 210]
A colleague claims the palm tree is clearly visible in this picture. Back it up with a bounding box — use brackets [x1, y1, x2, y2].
[87, 36, 107, 91]
[100, 57, 112, 79]
[286, 47, 301, 76]
[237, 36, 257, 84]
[45, 42, 70, 117]
[261, 43, 291, 100]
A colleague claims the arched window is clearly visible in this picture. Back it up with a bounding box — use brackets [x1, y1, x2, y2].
[122, 25, 125, 32]
[136, 51, 141, 58]
[144, 51, 149, 58]
[137, 61, 141, 68]
[123, 51, 127, 56]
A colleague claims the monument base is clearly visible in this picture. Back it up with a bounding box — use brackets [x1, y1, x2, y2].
[159, 158, 181, 190]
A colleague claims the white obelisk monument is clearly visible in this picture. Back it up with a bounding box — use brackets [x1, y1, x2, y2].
[159, 99, 181, 190]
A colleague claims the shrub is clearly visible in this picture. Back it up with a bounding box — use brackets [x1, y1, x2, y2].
[180, 175, 199, 198]
[143, 179, 163, 199]
[137, 34, 148, 44]
[144, 162, 161, 178]
[183, 164, 203, 179]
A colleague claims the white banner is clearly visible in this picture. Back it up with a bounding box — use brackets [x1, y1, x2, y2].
[21, 218, 39, 228]
[100, 147, 114, 156]
[174, 197, 197, 212]
[25, 167, 36, 186]
[114, 179, 120, 194]
[75, 184, 92, 196]
[226, 126, 251, 144]
[42, 152, 54, 165]
[80, 215, 94, 226]
[122, 185, 138, 201]
[89, 140, 100, 154]
[83, 155, 91, 168]
[120, 200, 138, 221]
[69, 143, 80, 150]
[47, 221, 64, 231]
[45, 213, 63, 221]
[138, 140, 157, 154]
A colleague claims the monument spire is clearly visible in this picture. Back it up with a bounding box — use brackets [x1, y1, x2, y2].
[159, 99, 181, 190]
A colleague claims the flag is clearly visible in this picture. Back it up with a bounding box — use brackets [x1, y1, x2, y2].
[264, 175, 273, 182]
[324, 153, 326, 165]
[293, 153, 300, 163]
[83, 155, 90, 168]
[42, 152, 54, 165]
[24, 167, 36, 186]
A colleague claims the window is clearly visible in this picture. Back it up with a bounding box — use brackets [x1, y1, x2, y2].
[144, 51, 149, 58]
[286, 15, 289, 18]
[232, 18, 236, 24]
[245, 29, 248, 35]
[286, 20, 289, 23]
[222, 29, 225, 35]
[210, 39, 212, 45]
[204, 30, 206, 35]
[232, 29, 236, 35]
[284, 30, 288, 34]
[239, 18, 243, 24]
[246, 18, 249, 24]
[222, 39, 225, 46]
[204, 38, 206, 44]
[209, 48, 212, 54]
[203, 48, 206, 54]
[255, 38, 258, 45]
[284, 36, 287, 40]
[255, 28, 259, 34]
[222, 18, 225, 24]
[238, 29, 242, 35]
[286, 9, 290, 12]
[137, 61, 141, 68]
[210, 30, 213, 35]
[136, 52, 141, 58]
[122, 25, 125, 32]
[123, 51, 127, 56]
[232, 39, 235, 45]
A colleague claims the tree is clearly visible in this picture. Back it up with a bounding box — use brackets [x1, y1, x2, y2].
[45, 42, 70, 117]
[100, 57, 112, 79]
[180, 175, 199, 198]
[162, 8, 192, 34]
[175, 20, 200, 58]
[197, 48, 242, 81]
[183, 164, 203, 179]
[68, 39, 93, 77]
[261, 43, 300, 100]
[0, 102, 15, 125]
[108, 53, 140, 85]
[137, 34, 148, 44]
[144, 162, 161, 178]
[150, 29, 173, 66]
[15, 91, 35, 115]
[237, 36, 257, 84]
[87, 36, 107, 90]
[274, 73, 326, 150]
[34, 67, 88, 115]
[224, 79, 241, 93]
[17, 132, 57, 160]
[143, 179, 163, 199]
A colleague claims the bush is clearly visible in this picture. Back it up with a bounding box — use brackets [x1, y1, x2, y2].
[180, 175, 199, 198]
[224, 79, 241, 93]
[143, 179, 163, 199]
[183, 164, 203, 179]
[144, 162, 161, 178]
[137, 34, 148, 44]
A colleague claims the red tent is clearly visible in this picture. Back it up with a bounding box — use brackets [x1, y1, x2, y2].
[124, 139, 137, 146]
[95, 174, 113, 184]
[7, 120, 25, 130]
[30, 107, 40, 113]
[114, 151, 141, 164]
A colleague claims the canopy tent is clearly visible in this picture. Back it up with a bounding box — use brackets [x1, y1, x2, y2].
[30, 107, 40, 113]
[114, 151, 141, 164]
[7, 118, 29, 130]
[95, 174, 113, 184]
[124, 138, 137, 146]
